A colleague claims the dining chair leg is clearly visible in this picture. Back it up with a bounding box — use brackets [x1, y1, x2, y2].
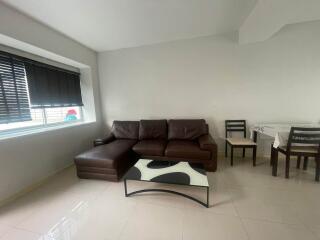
[296, 156, 301, 169]
[272, 148, 278, 176]
[303, 157, 308, 170]
[230, 146, 234, 166]
[225, 141, 228, 157]
[285, 155, 290, 179]
[316, 157, 319, 182]
[253, 146, 257, 167]
[242, 148, 245, 158]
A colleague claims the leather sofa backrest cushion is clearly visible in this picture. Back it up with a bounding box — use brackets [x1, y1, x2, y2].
[111, 121, 139, 139]
[168, 119, 208, 140]
[139, 120, 167, 140]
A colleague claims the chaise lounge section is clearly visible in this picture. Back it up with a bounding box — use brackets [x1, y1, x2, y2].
[74, 119, 218, 181]
[75, 121, 139, 181]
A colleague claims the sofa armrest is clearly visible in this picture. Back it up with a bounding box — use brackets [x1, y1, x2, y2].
[93, 134, 115, 147]
[198, 134, 217, 150]
[198, 134, 218, 172]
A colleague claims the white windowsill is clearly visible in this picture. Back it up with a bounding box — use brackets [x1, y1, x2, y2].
[0, 120, 96, 141]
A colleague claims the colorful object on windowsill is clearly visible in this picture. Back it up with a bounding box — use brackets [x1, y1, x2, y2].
[65, 109, 78, 121]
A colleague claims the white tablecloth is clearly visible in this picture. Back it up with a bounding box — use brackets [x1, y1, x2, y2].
[250, 123, 320, 148]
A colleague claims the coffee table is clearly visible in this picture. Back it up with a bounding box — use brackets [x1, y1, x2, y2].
[123, 159, 210, 208]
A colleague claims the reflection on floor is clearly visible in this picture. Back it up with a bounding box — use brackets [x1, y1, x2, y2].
[0, 156, 319, 240]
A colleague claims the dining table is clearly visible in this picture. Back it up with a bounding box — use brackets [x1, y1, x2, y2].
[250, 123, 320, 147]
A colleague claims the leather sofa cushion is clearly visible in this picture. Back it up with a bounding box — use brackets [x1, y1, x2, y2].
[133, 140, 167, 156]
[165, 140, 210, 160]
[111, 121, 139, 139]
[139, 120, 167, 140]
[168, 119, 208, 140]
[75, 139, 137, 168]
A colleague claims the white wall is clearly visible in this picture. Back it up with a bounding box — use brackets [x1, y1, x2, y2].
[239, 0, 320, 44]
[98, 20, 320, 156]
[0, 3, 103, 202]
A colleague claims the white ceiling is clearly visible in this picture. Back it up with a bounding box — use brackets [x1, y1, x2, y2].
[1, 0, 257, 52]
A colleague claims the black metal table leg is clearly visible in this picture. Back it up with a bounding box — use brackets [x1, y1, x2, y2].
[124, 179, 210, 208]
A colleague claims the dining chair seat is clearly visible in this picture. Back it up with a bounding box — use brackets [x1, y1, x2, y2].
[279, 145, 318, 154]
[226, 138, 257, 146]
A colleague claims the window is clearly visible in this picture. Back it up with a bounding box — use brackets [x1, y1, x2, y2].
[45, 106, 82, 124]
[0, 51, 83, 134]
[0, 107, 82, 131]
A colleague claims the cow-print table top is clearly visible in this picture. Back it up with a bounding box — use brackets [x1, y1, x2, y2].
[124, 159, 209, 187]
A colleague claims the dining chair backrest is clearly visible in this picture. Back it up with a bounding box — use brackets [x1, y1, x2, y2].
[287, 127, 320, 154]
[225, 120, 246, 138]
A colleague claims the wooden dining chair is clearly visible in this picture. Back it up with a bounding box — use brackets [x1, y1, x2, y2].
[225, 120, 257, 166]
[271, 127, 320, 181]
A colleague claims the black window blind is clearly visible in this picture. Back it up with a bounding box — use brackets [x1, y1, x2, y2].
[0, 50, 83, 117]
[25, 62, 83, 109]
[0, 53, 31, 124]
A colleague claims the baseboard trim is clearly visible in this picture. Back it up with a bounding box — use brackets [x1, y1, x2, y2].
[0, 163, 75, 208]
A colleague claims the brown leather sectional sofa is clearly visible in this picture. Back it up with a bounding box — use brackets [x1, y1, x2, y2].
[74, 119, 218, 181]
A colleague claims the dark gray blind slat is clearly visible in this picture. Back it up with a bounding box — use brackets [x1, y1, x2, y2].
[0, 54, 31, 124]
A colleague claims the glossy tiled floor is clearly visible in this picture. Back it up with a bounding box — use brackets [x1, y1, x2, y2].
[0, 156, 319, 240]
